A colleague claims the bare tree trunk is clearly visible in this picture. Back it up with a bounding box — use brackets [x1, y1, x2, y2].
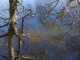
[9, 0, 18, 60]
[8, 35, 15, 60]
[17, 37, 22, 60]
[17, 17, 24, 59]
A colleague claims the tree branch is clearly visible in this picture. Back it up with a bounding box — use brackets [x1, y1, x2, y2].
[0, 9, 9, 14]
[0, 53, 10, 60]
[0, 32, 9, 38]
[0, 22, 9, 28]
[0, 16, 9, 20]
[47, 0, 59, 14]
[18, 1, 31, 11]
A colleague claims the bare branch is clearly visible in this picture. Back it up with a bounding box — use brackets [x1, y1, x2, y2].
[47, 0, 59, 14]
[18, 1, 31, 11]
[0, 16, 9, 20]
[72, 18, 80, 24]
[0, 53, 10, 60]
[0, 32, 9, 38]
[52, 0, 73, 22]
[0, 22, 9, 28]
[0, 9, 9, 14]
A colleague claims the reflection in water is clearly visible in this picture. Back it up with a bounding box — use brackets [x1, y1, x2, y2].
[0, 0, 80, 60]
[26, 30, 41, 43]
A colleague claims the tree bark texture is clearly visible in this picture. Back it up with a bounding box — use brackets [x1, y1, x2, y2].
[9, 0, 18, 60]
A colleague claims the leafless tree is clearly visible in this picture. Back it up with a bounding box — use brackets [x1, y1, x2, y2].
[0, 0, 80, 60]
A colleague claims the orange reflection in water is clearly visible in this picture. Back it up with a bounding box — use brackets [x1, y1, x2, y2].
[27, 30, 42, 43]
